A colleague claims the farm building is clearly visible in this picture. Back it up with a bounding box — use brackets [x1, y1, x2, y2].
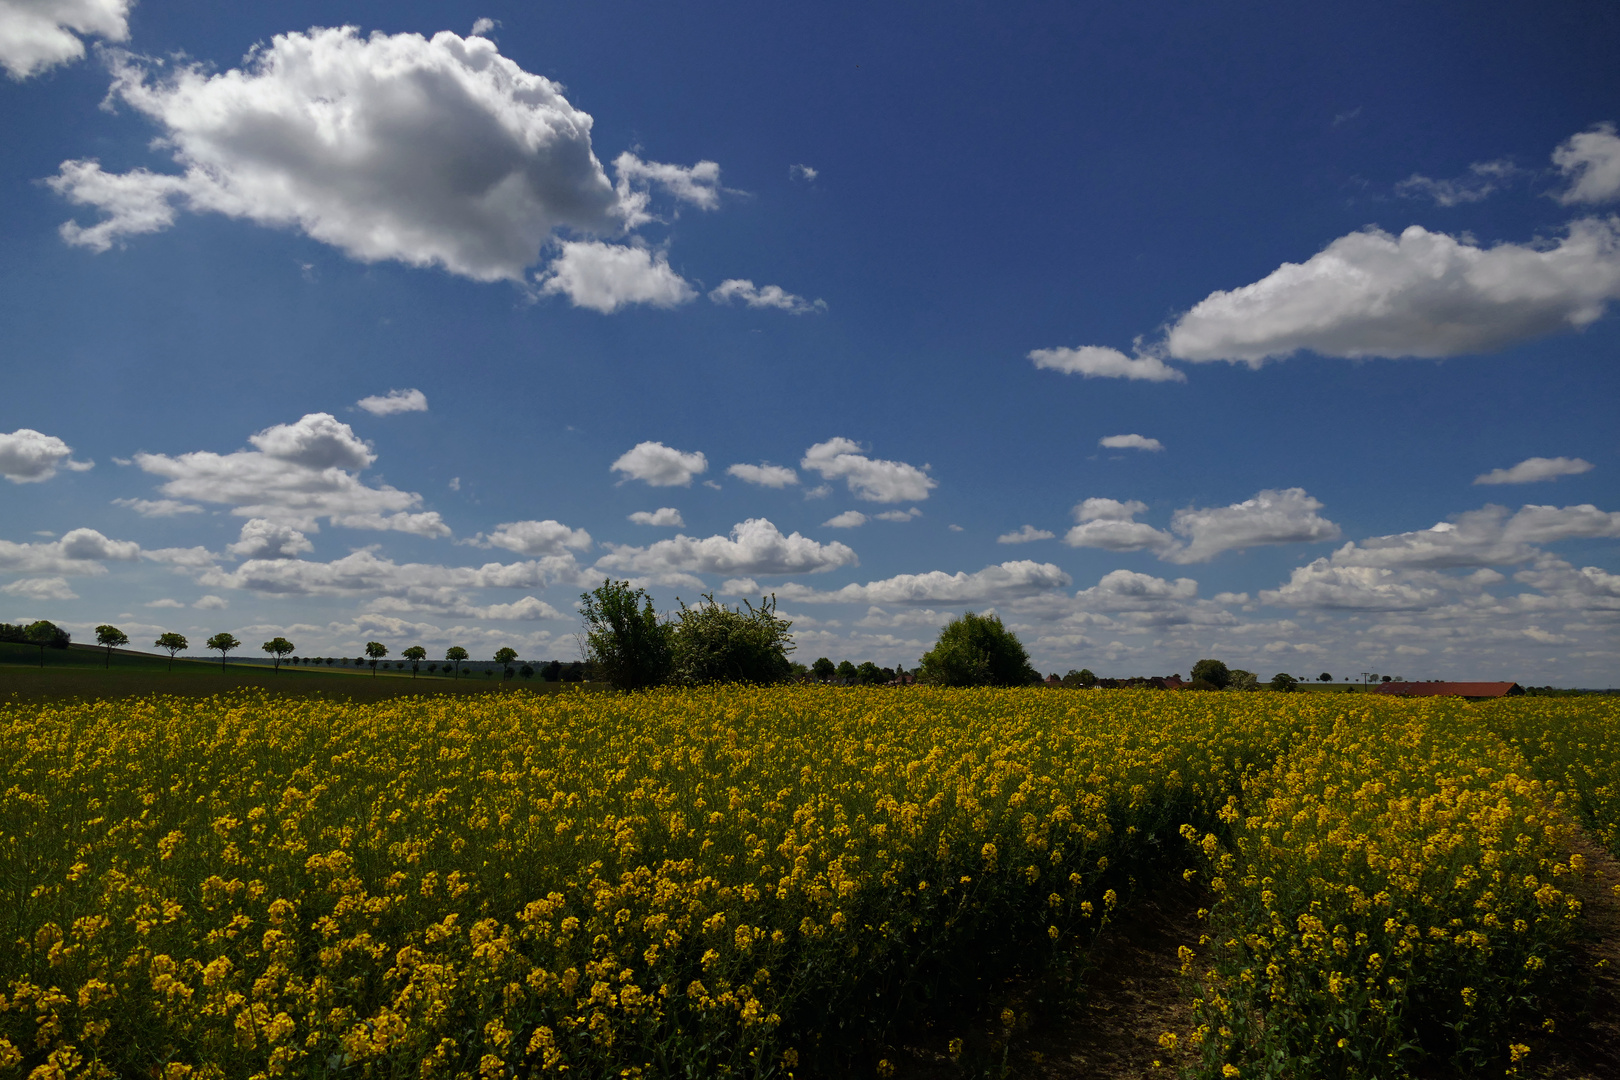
[1371, 681, 1524, 700]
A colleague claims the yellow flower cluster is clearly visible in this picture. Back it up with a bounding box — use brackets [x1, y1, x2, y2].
[1480, 695, 1620, 851]
[0, 689, 1604, 1079]
[0, 687, 1309, 1077]
[1181, 697, 1597, 1079]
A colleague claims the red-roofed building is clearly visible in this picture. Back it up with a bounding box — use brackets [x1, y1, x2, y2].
[1371, 681, 1524, 700]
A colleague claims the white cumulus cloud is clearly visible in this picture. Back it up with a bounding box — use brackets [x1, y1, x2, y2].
[46, 27, 663, 280]
[133, 413, 448, 537]
[0, 528, 141, 576]
[1326, 504, 1620, 570]
[536, 240, 696, 312]
[596, 518, 857, 578]
[227, 519, 314, 560]
[1165, 219, 1620, 365]
[1062, 498, 1176, 554]
[356, 388, 428, 416]
[1063, 489, 1340, 563]
[1166, 488, 1341, 564]
[1553, 123, 1620, 205]
[801, 437, 935, 503]
[0, 0, 129, 79]
[1260, 561, 1445, 611]
[611, 441, 708, 487]
[727, 462, 798, 488]
[1474, 456, 1593, 485]
[249, 412, 374, 470]
[823, 511, 867, 528]
[474, 520, 592, 556]
[628, 507, 684, 527]
[1098, 433, 1164, 452]
[0, 428, 93, 482]
[709, 279, 825, 314]
[1027, 345, 1185, 383]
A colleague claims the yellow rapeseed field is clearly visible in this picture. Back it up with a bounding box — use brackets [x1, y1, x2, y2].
[0, 687, 1609, 1079]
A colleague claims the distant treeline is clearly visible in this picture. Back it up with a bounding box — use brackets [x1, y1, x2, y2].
[284, 656, 593, 680]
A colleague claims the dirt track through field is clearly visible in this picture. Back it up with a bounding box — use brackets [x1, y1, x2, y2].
[1012, 829, 1620, 1080]
[1026, 876, 1207, 1079]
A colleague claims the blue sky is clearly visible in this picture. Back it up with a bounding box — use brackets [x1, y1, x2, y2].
[2, 0, 1617, 683]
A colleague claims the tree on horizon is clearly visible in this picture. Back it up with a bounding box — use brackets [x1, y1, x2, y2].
[205, 632, 240, 670]
[95, 624, 128, 668]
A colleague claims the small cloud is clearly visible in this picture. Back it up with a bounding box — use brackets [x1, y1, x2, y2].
[874, 508, 921, 522]
[823, 510, 867, 528]
[356, 388, 428, 416]
[1332, 106, 1362, 127]
[804, 484, 832, 500]
[1395, 160, 1518, 207]
[611, 441, 708, 487]
[536, 240, 696, 313]
[703, 479, 723, 491]
[111, 457, 132, 466]
[801, 437, 935, 503]
[948, 524, 964, 532]
[1, 576, 77, 601]
[1028, 345, 1185, 383]
[1098, 433, 1164, 452]
[728, 463, 799, 488]
[709, 279, 826, 314]
[1552, 123, 1620, 205]
[194, 595, 229, 610]
[997, 525, 1054, 544]
[469, 16, 497, 36]
[448, 477, 461, 491]
[145, 598, 186, 608]
[0, 427, 94, 483]
[629, 507, 684, 527]
[1473, 456, 1593, 485]
[789, 164, 818, 182]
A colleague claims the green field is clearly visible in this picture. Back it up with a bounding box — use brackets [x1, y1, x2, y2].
[0, 641, 559, 703]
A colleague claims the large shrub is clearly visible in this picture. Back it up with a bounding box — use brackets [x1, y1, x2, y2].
[671, 593, 795, 685]
[580, 579, 674, 690]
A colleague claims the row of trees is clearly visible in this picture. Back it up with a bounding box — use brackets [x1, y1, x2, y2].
[582, 581, 1045, 691]
[807, 658, 904, 685]
[62, 625, 524, 679]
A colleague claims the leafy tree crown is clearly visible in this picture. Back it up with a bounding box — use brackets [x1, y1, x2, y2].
[917, 612, 1040, 688]
[1190, 658, 1231, 689]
